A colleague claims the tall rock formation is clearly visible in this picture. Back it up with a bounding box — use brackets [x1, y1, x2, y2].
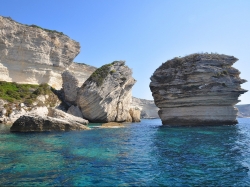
[0, 16, 95, 88]
[77, 61, 136, 122]
[62, 70, 78, 105]
[150, 53, 247, 126]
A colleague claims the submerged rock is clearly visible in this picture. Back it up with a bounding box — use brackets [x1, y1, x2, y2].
[101, 122, 124, 128]
[150, 53, 247, 126]
[77, 61, 136, 122]
[10, 115, 89, 132]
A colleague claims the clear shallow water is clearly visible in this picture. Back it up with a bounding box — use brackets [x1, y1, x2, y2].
[0, 119, 250, 186]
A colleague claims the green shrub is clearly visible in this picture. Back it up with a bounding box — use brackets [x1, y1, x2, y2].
[88, 64, 112, 86]
[30, 24, 64, 35]
[0, 81, 56, 106]
[24, 99, 33, 106]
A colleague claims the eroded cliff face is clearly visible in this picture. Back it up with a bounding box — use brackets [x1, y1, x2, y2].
[0, 16, 95, 88]
[131, 97, 159, 119]
[77, 61, 136, 122]
[150, 53, 247, 126]
[62, 70, 79, 105]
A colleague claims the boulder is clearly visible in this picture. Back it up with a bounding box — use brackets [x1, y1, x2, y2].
[128, 108, 141, 122]
[77, 61, 136, 122]
[150, 53, 247, 126]
[10, 115, 89, 132]
[62, 70, 79, 105]
[48, 108, 88, 125]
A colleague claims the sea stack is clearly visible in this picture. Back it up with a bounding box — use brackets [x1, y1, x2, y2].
[77, 61, 136, 122]
[150, 53, 247, 126]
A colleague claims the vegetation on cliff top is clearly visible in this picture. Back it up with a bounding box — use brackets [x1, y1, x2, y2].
[30, 24, 64, 35]
[158, 52, 234, 70]
[4, 16, 64, 35]
[87, 61, 125, 87]
[0, 81, 57, 107]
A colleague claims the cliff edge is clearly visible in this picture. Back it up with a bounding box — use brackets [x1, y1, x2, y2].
[0, 16, 95, 89]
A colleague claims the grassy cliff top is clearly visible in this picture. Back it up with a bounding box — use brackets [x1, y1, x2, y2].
[0, 81, 54, 105]
[86, 61, 125, 87]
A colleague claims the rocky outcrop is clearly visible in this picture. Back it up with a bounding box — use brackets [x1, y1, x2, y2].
[62, 70, 78, 105]
[127, 108, 141, 122]
[131, 97, 159, 119]
[101, 122, 124, 128]
[10, 115, 89, 132]
[67, 105, 83, 118]
[77, 61, 136, 122]
[48, 108, 88, 125]
[0, 16, 96, 89]
[150, 53, 247, 126]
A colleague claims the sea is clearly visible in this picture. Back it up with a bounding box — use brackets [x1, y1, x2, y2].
[0, 118, 250, 186]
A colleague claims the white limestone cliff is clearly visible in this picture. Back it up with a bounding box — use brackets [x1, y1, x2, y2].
[0, 16, 95, 89]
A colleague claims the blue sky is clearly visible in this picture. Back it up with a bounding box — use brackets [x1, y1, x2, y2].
[1, 0, 250, 104]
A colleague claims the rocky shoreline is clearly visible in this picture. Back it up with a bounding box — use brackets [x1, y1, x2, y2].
[0, 16, 248, 130]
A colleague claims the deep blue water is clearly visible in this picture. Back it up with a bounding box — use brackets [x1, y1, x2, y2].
[0, 118, 250, 186]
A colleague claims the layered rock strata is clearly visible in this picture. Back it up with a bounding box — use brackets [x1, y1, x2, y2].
[150, 53, 247, 126]
[67, 105, 84, 118]
[0, 16, 96, 89]
[77, 61, 136, 122]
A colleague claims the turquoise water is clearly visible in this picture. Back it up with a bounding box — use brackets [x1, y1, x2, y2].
[0, 119, 250, 186]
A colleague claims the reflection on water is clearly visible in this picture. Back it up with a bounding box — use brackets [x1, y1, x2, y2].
[0, 119, 250, 186]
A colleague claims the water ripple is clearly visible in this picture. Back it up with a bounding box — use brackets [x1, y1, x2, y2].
[0, 119, 250, 186]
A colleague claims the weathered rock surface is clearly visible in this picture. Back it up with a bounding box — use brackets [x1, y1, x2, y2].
[0, 16, 96, 89]
[48, 108, 88, 125]
[10, 115, 89, 132]
[150, 53, 247, 126]
[67, 105, 83, 118]
[77, 61, 136, 122]
[101, 122, 124, 128]
[62, 70, 78, 105]
[128, 107, 141, 122]
[131, 97, 159, 119]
